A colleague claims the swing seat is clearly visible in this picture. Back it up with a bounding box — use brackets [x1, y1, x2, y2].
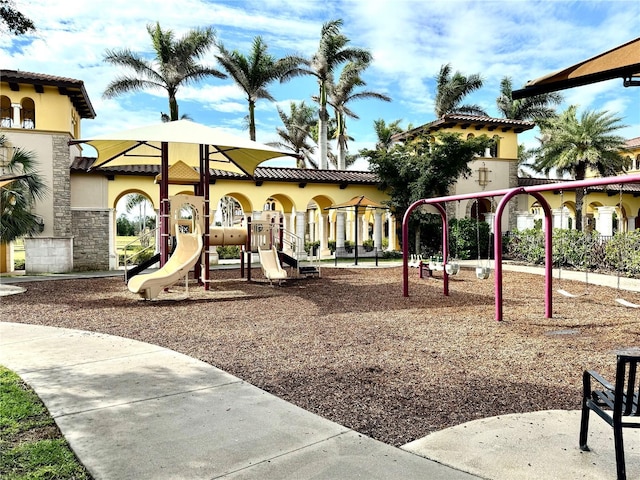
[557, 288, 585, 298]
[476, 266, 490, 280]
[615, 298, 640, 308]
[445, 262, 459, 275]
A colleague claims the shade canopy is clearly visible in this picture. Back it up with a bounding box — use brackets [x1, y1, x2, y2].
[512, 37, 640, 99]
[71, 119, 293, 176]
[326, 195, 387, 210]
[0, 174, 28, 189]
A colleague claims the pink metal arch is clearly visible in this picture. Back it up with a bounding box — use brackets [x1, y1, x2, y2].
[401, 173, 640, 322]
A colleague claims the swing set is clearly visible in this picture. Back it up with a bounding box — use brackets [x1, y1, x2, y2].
[401, 173, 640, 321]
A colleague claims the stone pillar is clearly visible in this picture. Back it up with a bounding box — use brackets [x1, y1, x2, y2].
[295, 211, 306, 253]
[336, 212, 346, 248]
[11, 103, 21, 128]
[595, 206, 616, 236]
[373, 212, 383, 249]
[628, 216, 637, 231]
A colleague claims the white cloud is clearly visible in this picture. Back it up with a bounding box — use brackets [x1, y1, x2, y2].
[3, 0, 638, 169]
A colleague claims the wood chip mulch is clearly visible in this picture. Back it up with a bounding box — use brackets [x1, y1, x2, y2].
[2, 266, 638, 447]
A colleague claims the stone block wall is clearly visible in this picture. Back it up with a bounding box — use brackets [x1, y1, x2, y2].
[52, 134, 72, 237]
[24, 237, 73, 274]
[71, 209, 111, 271]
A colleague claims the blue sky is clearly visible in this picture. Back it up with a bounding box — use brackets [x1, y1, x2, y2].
[2, 0, 639, 171]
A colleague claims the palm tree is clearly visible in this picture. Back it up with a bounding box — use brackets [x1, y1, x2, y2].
[215, 36, 303, 141]
[0, 134, 47, 243]
[327, 61, 391, 169]
[125, 193, 152, 236]
[496, 77, 563, 121]
[373, 118, 403, 152]
[103, 22, 226, 121]
[434, 63, 486, 118]
[269, 101, 318, 169]
[532, 106, 629, 230]
[282, 19, 372, 169]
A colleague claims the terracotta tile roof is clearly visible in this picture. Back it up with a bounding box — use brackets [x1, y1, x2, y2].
[624, 137, 640, 149]
[518, 176, 640, 193]
[392, 114, 535, 141]
[71, 157, 380, 185]
[0, 69, 96, 119]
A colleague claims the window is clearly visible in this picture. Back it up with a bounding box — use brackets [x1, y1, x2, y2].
[0, 95, 11, 127]
[21, 98, 35, 129]
[636, 154, 640, 171]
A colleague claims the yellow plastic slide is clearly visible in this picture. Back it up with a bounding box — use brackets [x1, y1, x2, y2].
[128, 225, 203, 300]
[258, 246, 288, 284]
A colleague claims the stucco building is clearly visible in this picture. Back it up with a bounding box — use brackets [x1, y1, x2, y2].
[2, 69, 636, 274]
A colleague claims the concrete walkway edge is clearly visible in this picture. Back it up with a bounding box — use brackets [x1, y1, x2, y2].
[0, 322, 478, 480]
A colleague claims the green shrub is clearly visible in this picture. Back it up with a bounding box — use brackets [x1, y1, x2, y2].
[344, 240, 354, 253]
[328, 240, 336, 253]
[363, 239, 374, 252]
[304, 241, 320, 255]
[217, 245, 240, 259]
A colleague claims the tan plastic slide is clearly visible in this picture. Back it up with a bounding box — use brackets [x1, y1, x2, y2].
[128, 225, 203, 300]
[258, 246, 288, 284]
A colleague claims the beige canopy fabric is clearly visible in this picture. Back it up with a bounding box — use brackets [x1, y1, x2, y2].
[326, 195, 386, 210]
[512, 36, 640, 99]
[71, 119, 292, 175]
[0, 174, 28, 189]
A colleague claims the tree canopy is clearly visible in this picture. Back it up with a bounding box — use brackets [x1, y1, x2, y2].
[532, 105, 629, 230]
[0, 135, 48, 243]
[434, 63, 486, 118]
[361, 132, 492, 221]
[0, 0, 35, 36]
[215, 36, 303, 141]
[103, 22, 225, 121]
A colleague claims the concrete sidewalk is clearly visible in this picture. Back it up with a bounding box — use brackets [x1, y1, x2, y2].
[1, 322, 637, 480]
[0, 322, 476, 480]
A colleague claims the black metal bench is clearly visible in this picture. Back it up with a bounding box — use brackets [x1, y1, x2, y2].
[334, 246, 379, 266]
[580, 348, 640, 480]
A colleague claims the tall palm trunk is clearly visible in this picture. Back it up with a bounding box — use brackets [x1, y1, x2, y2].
[249, 100, 256, 141]
[574, 163, 587, 232]
[318, 84, 328, 169]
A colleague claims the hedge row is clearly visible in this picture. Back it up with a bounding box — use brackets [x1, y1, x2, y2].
[505, 229, 640, 277]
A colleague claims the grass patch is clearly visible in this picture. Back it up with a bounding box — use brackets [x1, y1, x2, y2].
[0, 366, 91, 479]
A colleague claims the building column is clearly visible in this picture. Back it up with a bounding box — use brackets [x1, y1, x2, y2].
[516, 212, 535, 231]
[11, 103, 21, 128]
[295, 211, 306, 253]
[336, 212, 346, 248]
[318, 212, 330, 256]
[595, 206, 616, 236]
[361, 214, 369, 242]
[388, 213, 397, 251]
[628, 215, 637, 231]
[484, 212, 496, 234]
[109, 208, 118, 269]
[373, 211, 383, 249]
[308, 209, 316, 242]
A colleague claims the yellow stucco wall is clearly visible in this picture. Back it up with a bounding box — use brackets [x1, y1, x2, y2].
[0, 84, 81, 137]
[106, 173, 388, 219]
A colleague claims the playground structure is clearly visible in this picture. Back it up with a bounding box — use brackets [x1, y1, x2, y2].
[402, 173, 640, 322]
[127, 223, 203, 300]
[125, 193, 319, 297]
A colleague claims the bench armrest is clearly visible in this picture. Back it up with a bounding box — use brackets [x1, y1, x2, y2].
[584, 369, 615, 391]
